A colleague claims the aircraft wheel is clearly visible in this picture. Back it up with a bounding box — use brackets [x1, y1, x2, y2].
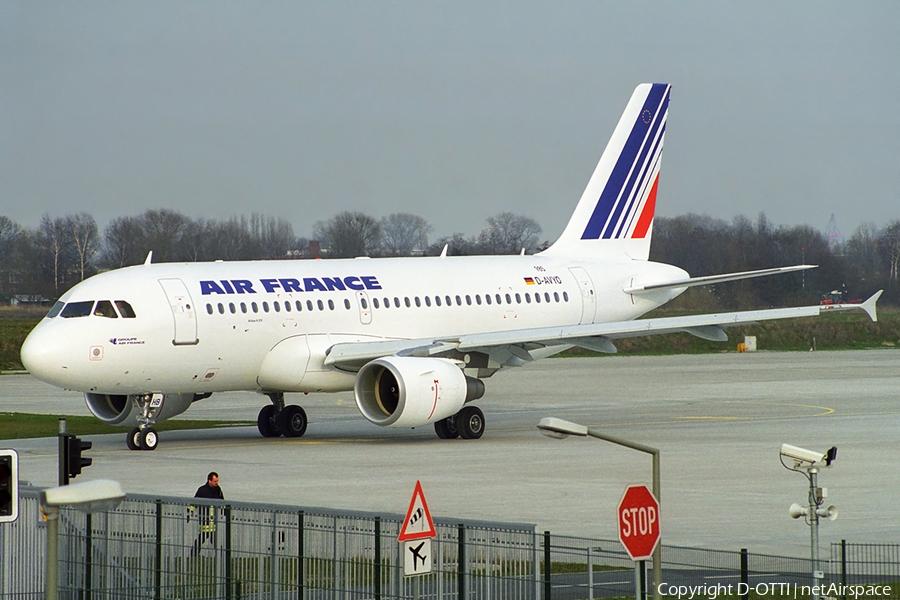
[278, 405, 308, 438]
[126, 427, 141, 451]
[434, 416, 460, 439]
[257, 405, 281, 438]
[456, 406, 485, 440]
[138, 427, 159, 451]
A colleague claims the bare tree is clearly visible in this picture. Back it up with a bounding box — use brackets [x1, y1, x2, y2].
[878, 221, 900, 282]
[313, 211, 381, 258]
[476, 212, 542, 255]
[0, 216, 21, 264]
[101, 216, 144, 268]
[38, 214, 73, 293]
[67, 213, 99, 282]
[380, 213, 432, 256]
[248, 213, 298, 259]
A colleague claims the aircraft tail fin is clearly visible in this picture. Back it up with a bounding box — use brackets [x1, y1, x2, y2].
[540, 83, 671, 261]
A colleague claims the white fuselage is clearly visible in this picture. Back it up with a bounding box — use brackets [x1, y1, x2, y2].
[21, 254, 686, 396]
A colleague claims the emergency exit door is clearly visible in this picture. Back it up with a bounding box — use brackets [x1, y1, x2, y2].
[158, 278, 199, 345]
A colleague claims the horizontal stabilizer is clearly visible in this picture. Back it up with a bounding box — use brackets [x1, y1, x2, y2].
[624, 265, 816, 294]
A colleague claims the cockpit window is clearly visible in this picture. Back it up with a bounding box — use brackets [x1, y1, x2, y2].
[94, 300, 118, 319]
[60, 301, 95, 318]
[115, 301, 136, 318]
[47, 301, 64, 318]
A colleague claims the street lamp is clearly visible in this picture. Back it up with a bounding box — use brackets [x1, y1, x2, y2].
[537, 417, 661, 600]
[41, 479, 126, 600]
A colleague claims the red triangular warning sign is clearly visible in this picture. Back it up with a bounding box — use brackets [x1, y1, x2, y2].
[398, 480, 436, 541]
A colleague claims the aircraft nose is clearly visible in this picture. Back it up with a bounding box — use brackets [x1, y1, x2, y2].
[20, 323, 63, 383]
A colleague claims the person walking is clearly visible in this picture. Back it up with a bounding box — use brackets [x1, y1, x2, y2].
[190, 472, 224, 556]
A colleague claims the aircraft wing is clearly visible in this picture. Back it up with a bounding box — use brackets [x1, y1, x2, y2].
[324, 291, 882, 371]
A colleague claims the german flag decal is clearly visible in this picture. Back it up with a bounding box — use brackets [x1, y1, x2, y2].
[524, 277, 536, 285]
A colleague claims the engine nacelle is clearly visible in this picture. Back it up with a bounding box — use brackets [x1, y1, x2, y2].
[84, 392, 199, 425]
[354, 357, 485, 428]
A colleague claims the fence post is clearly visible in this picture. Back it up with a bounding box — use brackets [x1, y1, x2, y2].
[458, 524, 466, 600]
[298, 511, 305, 600]
[740, 548, 748, 600]
[225, 505, 232, 600]
[155, 500, 163, 600]
[84, 513, 92, 600]
[840, 540, 847, 600]
[587, 546, 594, 600]
[374, 517, 381, 600]
[543, 531, 551, 600]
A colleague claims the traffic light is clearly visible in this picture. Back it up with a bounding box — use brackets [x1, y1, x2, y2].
[67, 436, 93, 480]
[0, 449, 18, 523]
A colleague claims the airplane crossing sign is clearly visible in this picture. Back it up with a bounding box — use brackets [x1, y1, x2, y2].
[398, 480, 436, 542]
[403, 538, 432, 576]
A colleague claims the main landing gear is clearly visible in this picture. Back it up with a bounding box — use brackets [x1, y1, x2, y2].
[126, 394, 160, 451]
[434, 406, 485, 440]
[257, 392, 308, 439]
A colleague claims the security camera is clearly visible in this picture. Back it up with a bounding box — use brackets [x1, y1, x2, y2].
[781, 444, 825, 465]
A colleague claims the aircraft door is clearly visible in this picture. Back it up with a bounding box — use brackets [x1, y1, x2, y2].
[158, 278, 199, 345]
[356, 292, 372, 325]
[568, 267, 596, 324]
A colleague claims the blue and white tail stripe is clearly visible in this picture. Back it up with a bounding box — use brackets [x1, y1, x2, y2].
[540, 83, 671, 261]
[581, 83, 669, 240]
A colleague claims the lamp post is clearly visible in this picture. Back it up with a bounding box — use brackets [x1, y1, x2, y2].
[537, 417, 661, 600]
[41, 479, 126, 600]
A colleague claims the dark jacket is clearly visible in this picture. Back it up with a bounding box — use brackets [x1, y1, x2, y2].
[194, 483, 224, 500]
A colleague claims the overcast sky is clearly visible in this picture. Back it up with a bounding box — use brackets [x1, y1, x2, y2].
[2, 2, 897, 243]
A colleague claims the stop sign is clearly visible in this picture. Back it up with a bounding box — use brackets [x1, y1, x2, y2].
[617, 485, 660, 560]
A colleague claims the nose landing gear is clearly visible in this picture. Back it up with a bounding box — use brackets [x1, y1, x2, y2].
[126, 394, 161, 451]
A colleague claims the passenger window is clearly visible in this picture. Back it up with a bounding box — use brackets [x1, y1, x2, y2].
[505, 294, 511, 304]
[465, 295, 472, 306]
[563, 291, 569, 302]
[455, 295, 462, 306]
[535, 293, 541, 303]
[317, 299, 324, 311]
[263, 302, 269, 313]
[373, 298, 380, 309]
[115, 301, 136, 318]
[394, 297, 400, 308]
[425, 296, 431, 307]
[47, 301, 64, 318]
[345, 299, 352, 310]
[435, 296, 442, 307]
[296, 301, 303, 312]
[475, 294, 482, 305]
[284, 301, 291, 312]
[404, 297, 411, 308]
[544, 292, 551, 303]
[60, 301, 95, 318]
[554, 292, 560, 302]
[495, 294, 502, 304]
[445, 295, 452, 306]
[328, 299, 335, 310]
[217, 303, 225, 315]
[525, 293, 531, 304]
[306, 300, 313, 311]
[414, 297, 421, 307]
[206, 304, 213, 315]
[383, 297, 390, 308]
[515, 293, 521, 304]
[273, 302, 280, 313]
[94, 300, 118, 318]
[229, 303, 236, 314]
[252, 302, 259, 313]
[241, 302, 247, 313]
[485, 294, 491, 305]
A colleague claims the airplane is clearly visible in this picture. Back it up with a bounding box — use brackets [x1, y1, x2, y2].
[20, 83, 882, 451]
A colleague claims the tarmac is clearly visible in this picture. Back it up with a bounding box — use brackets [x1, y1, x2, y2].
[2, 348, 898, 556]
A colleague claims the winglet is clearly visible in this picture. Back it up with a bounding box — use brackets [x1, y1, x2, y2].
[144, 251, 153, 265]
[820, 290, 882, 322]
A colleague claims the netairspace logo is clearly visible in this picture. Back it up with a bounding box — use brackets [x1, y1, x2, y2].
[658, 583, 893, 599]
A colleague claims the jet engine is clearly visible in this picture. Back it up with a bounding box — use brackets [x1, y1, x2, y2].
[84, 392, 199, 424]
[354, 357, 484, 428]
